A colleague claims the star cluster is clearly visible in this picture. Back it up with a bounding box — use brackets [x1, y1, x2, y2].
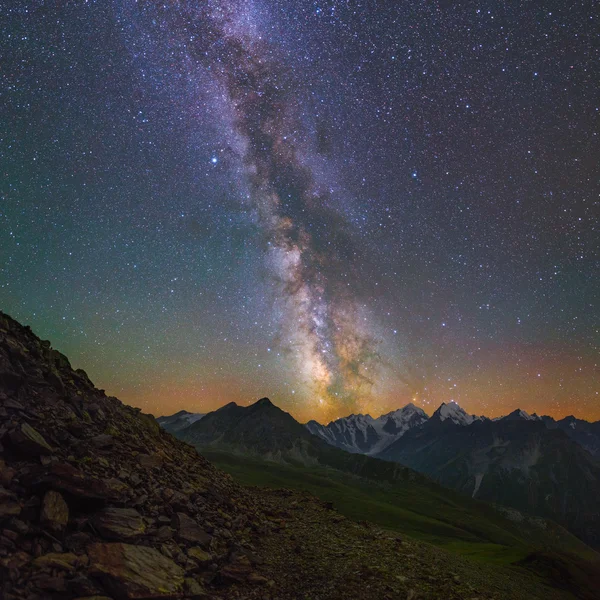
[1, 0, 598, 422]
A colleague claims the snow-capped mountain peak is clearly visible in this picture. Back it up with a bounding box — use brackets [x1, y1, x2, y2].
[306, 403, 429, 455]
[502, 408, 542, 422]
[157, 410, 205, 434]
[432, 401, 477, 426]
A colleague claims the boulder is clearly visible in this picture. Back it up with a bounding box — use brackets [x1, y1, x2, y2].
[137, 454, 163, 469]
[218, 556, 253, 583]
[187, 547, 211, 565]
[33, 552, 78, 572]
[183, 577, 207, 599]
[9, 422, 53, 455]
[36, 463, 125, 502]
[89, 434, 114, 449]
[155, 525, 173, 541]
[88, 542, 185, 599]
[92, 508, 146, 540]
[3, 398, 25, 410]
[0, 486, 21, 519]
[40, 490, 69, 531]
[172, 513, 211, 547]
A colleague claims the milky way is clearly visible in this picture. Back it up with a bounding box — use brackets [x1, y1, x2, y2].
[141, 0, 382, 417]
[1, 0, 598, 421]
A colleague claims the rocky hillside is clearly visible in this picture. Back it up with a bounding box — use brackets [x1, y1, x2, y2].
[0, 311, 285, 599]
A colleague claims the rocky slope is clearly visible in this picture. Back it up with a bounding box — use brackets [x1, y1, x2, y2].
[0, 311, 282, 599]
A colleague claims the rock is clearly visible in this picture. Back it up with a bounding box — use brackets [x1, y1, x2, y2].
[92, 508, 146, 540]
[3, 398, 25, 410]
[0, 372, 22, 395]
[156, 525, 174, 541]
[247, 573, 270, 585]
[172, 512, 211, 547]
[183, 577, 207, 598]
[3, 527, 18, 541]
[40, 490, 69, 531]
[65, 532, 93, 554]
[0, 464, 16, 487]
[90, 434, 114, 449]
[137, 453, 163, 469]
[88, 542, 185, 599]
[36, 463, 125, 501]
[129, 473, 142, 486]
[218, 558, 253, 583]
[1, 550, 30, 569]
[187, 547, 212, 565]
[0, 487, 21, 519]
[7, 517, 29, 534]
[30, 573, 67, 592]
[66, 573, 104, 597]
[33, 552, 78, 571]
[9, 422, 53, 455]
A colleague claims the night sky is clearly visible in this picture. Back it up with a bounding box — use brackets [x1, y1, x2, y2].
[1, 1, 598, 423]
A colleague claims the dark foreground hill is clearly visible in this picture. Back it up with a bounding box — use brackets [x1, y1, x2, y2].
[1, 311, 599, 600]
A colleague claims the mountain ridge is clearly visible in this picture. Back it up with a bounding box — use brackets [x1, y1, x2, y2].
[160, 398, 600, 550]
[377, 412, 600, 549]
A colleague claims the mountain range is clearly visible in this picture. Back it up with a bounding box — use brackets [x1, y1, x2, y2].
[161, 400, 600, 551]
[305, 403, 429, 455]
[377, 405, 600, 548]
[164, 400, 600, 460]
[172, 398, 435, 489]
[156, 409, 205, 433]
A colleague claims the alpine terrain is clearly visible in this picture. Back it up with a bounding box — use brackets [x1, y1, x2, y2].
[2, 310, 600, 600]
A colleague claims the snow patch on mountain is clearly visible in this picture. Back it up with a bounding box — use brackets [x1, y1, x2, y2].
[306, 403, 428, 455]
[157, 410, 205, 434]
[501, 409, 542, 422]
[432, 402, 480, 426]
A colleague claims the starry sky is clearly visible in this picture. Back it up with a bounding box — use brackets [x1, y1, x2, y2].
[1, 0, 598, 423]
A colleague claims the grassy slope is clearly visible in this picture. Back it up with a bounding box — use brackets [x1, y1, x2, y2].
[201, 449, 598, 567]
